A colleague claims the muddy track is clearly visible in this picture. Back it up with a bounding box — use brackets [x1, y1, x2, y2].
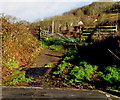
[30, 49, 65, 68]
[25, 49, 65, 78]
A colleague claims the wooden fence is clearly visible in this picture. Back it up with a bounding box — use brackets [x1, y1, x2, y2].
[96, 25, 118, 33]
[82, 25, 118, 36]
[38, 25, 118, 39]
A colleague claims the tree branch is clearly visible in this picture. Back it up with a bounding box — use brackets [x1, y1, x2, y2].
[108, 48, 120, 61]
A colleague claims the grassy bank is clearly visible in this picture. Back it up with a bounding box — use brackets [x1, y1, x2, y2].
[2, 15, 43, 85]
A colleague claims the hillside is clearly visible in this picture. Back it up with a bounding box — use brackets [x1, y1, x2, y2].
[33, 1, 119, 33]
[64, 2, 118, 16]
[63, 1, 119, 25]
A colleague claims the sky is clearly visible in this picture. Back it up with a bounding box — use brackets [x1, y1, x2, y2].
[0, 0, 119, 22]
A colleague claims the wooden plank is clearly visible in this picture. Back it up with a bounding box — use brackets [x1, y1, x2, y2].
[82, 33, 91, 34]
[82, 31, 93, 33]
[98, 30, 116, 33]
[97, 28, 116, 30]
[83, 26, 95, 28]
[82, 34, 91, 36]
[98, 29, 116, 31]
[97, 26, 117, 32]
[81, 36, 88, 38]
[83, 28, 95, 30]
[98, 26, 117, 28]
[82, 29, 94, 30]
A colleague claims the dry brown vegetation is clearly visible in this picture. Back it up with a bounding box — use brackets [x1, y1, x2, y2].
[1, 15, 42, 85]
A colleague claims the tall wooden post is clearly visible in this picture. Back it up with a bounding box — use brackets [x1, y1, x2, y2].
[116, 25, 118, 32]
[52, 19, 54, 33]
[38, 26, 42, 40]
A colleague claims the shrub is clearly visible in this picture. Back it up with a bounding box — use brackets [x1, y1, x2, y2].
[53, 60, 100, 85]
[102, 65, 120, 84]
[49, 45, 63, 50]
[67, 62, 99, 83]
[65, 49, 78, 56]
[44, 38, 65, 46]
[53, 61, 72, 75]
[100, 65, 120, 91]
[8, 68, 34, 85]
[44, 62, 53, 68]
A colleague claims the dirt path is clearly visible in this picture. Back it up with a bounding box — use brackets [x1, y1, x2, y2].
[31, 49, 65, 68]
[25, 49, 65, 78]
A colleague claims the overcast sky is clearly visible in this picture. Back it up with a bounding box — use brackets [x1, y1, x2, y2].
[0, 0, 118, 22]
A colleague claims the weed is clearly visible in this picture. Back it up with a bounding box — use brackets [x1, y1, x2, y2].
[44, 38, 65, 46]
[39, 40, 48, 48]
[101, 65, 120, 91]
[44, 62, 53, 68]
[4, 59, 19, 70]
[8, 68, 34, 85]
[53, 61, 72, 75]
[66, 62, 99, 83]
[65, 49, 78, 56]
[49, 45, 63, 51]
[102, 65, 120, 84]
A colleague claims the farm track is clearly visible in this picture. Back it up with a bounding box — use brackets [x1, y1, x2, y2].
[25, 48, 65, 79]
[30, 49, 65, 68]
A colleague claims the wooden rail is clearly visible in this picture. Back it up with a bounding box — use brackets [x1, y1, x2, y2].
[81, 26, 95, 36]
[38, 25, 118, 40]
[97, 25, 118, 33]
[82, 25, 118, 36]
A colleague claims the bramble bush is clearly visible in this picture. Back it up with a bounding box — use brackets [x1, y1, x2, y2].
[101, 65, 120, 91]
[2, 15, 41, 85]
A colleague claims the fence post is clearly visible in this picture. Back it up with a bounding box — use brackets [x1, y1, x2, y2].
[52, 19, 54, 33]
[116, 25, 118, 32]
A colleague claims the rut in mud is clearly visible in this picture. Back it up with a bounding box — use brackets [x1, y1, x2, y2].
[30, 49, 65, 68]
[25, 49, 65, 84]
